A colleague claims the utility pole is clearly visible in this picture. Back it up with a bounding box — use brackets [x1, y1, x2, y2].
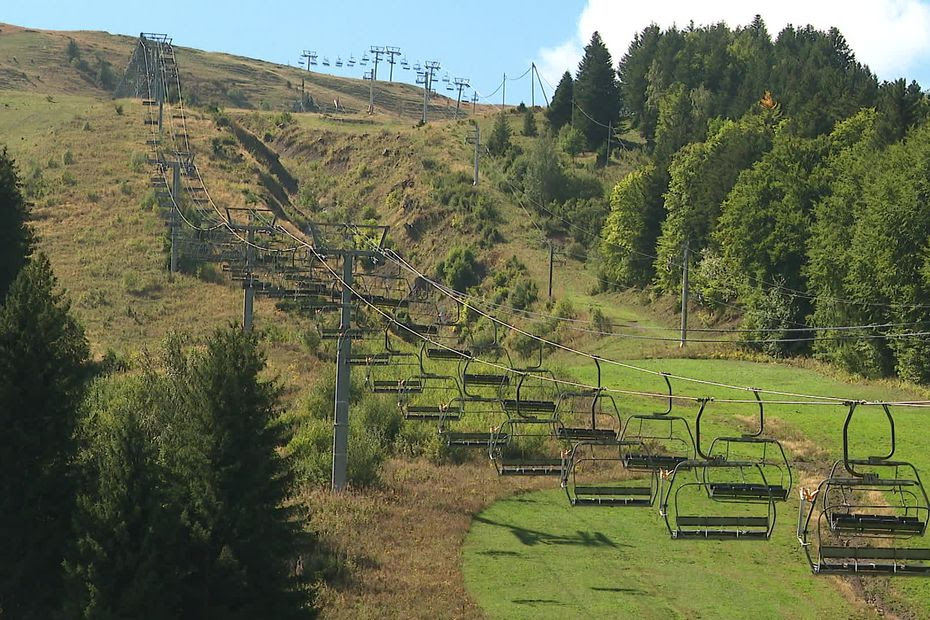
[471, 92, 478, 113]
[606, 121, 611, 167]
[502, 72, 506, 109]
[384, 46, 401, 81]
[169, 160, 181, 273]
[680, 240, 690, 348]
[453, 77, 470, 118]
[548, 242, 554, 299]
[465, 125, 480, 185]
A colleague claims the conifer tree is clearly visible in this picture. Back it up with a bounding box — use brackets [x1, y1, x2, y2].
[487, 112, 512, 156]
[522, 108, 537, 137]
[0, 253, 89, 617]
[573, 32, 621, 150]
[546, 71, 573, 131]
[0, 146, 35, 302]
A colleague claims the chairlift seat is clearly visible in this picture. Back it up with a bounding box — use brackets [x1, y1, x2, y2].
[442, 431, 504, 447]
[426, 347, 470, 360]
[372, 379, 423, 394]
[817, 546, 930, 575]
[673, 515, 771, 539]
[624, 453, 689, 471]
[403, 405, 462, 421]
[709, 482, 788, 501]
[830, 513, 926, 535]
[557, 427, 618, 442]
[501, 399, 556, 414]
[571, 485, 653, 507]
[498, 459, 562, 476]
[464, 373, 510, 386]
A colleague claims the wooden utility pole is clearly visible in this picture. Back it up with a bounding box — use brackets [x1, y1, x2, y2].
[680, 240, 690, 347]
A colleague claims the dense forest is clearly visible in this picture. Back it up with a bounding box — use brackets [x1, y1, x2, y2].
[522, 18, 930, 382]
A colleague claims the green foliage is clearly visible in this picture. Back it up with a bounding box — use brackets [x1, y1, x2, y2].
[63, 148, 76, 165]
[486, 112, 512, 157]
[523, 135, 564, 207]
[600, 164, 666, 287]
[0, 254, 89, 617]
[521, 109, 537, 137]
[0, 147, 35, 301]
[558, 124, 585, 159]
[654, 113, 775, 292]
[73, 328, 313, 616]
[546, 71, 573, 132]
[573, 32, 621, 150]
[436, 246, 482, 293]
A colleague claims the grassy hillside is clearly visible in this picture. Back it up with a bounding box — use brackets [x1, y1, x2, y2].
[4, 22, 930, 619]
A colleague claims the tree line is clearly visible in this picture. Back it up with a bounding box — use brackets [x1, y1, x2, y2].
[545, 19, 930, 381]
[0, 147, 316, 617]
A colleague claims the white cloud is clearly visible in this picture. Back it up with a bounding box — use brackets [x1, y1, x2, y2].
[537, 0, 930, 89]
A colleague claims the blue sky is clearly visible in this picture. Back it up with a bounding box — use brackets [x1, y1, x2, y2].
[6, 0, 930, 104]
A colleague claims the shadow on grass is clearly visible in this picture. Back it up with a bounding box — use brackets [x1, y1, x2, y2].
[473, 515, 624, 548]
[477, 550, 521, 557]
[512, 598, 564, 605]
[591, 586, 646, 595]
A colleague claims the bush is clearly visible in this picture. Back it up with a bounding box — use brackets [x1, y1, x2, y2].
[129, 152, 147, 173]
[63, 149, 75, 165]
[436, 246, 482, 293]
[510, 277, 538, 309]
[114, 103, 124, 116]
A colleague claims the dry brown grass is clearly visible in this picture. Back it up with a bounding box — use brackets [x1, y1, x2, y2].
[303, 458, 553, 619]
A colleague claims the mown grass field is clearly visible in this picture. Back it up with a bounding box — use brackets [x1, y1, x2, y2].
[463, 356, 930, 619]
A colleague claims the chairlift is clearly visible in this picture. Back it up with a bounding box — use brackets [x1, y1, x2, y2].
[555, 358, 620, 442]
[661, 454, 777, 540]
[310, 58, 318, 66]
[361, 53, 370, 64]
[400, 56, 410, 69]
[489, 416, 565, 476]
[445, 83, 455, 92]
[618, 374, 696, 471]
[335, 56, 343, 67]
[461, 322, 513, 402]
[698, 391, 792, 501]
[441, 72, 451, 83]
[322, 57, 331, 67]
[347, 55, 356, 67]
[500, 373, 558, 417]
[563, 439, 659, 507]
[413, 61, 422, 72]
[798, 403, 930, 575]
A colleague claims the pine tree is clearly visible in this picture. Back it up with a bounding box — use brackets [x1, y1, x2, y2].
[521, 108, 537, 137]
[159, 328, 312, 617]
[546, 71, 573, 131]
[0, 146, 35, 302]
[574, 31, 621, 150]
[0, 253, 89, 617]
[486, 112, 512, 157]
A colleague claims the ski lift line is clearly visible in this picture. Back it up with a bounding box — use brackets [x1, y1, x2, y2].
[373, 245, 880, 405]
[572, 99, 614, 130]
[140, 39, 226, 233]
[277, 228, 930, 409]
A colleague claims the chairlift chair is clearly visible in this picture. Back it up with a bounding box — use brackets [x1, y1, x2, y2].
[489, 415, 565, 476]
[460, 322, 513, 402]
[322, 57, 331, 67]
[798, 403, 930, 575]
[618, 374, 696, 471]
[500, 372, 558, 417]
[698, 391, 792, 501]
[555, 358, 621, 442]
[563, 439, 659, 507]
[347, 55, 356, 67]
[661, 456, 777, 540]
[335, 57, 343, 67]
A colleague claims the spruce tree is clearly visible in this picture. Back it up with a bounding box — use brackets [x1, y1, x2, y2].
[159, 328, 312, 617]
[522, 108, 537, 137]
[487, 112, 512, 157]
[0, 253, 89, 617]
[546, 71, 573, 131]
[0, 146, 35, 302]
[573, 31, 621, 150]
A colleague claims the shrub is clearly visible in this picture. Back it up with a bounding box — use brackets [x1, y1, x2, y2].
[510, 277, 538, 310]
[436, 246, 482, 292]
[129, 152, 147, 173]
[114, 103, 124, 116]
[63, 149, 75, 165]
